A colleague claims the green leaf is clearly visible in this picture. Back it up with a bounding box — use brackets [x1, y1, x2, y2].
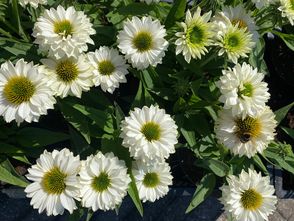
[185, 173, 216, 213]
[200, 159, 230, 177]
[114, 102, 125, 129]
[0, 159, 29, 187]
[128, 171, 143, 216]
[16, 127, 69, 148]
[117, 3, 154, 15]
[252, 155, 268, 175]
[281, 127, 294, 139]
[273, 31, 294, 51]
[0, 142, 24, 154]
[72, 104, 114, 134]
[165, 0, 186, 28]
[274, 101, 294, 125]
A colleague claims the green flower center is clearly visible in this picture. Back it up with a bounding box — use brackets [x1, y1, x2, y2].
[3, 76, 35, 105]
[91, 172, 111, 192]
[231, 19, 247, 29]
[188, 25, 204, 44]
[132, 31, 153, 52]
[241, 188, 263, 210]
[56, 60, 79, 83]
[143, 172, 160, 188]
[54, 20, 73, 37]
[141, 121, 161, 142]
[238, 83, 254, 98]
[98, 60, 115, 76]
[226, 34, 240, 48]
[235, 116, 261, 143]
[291, 0, 294, 10]
[42, 167, 67, 194]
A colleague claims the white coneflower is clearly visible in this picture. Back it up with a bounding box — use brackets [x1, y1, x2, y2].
[213, 5, 259, 41]
[133, 160, 173, 202]
[87, 46, 129, 94]
[117, 16, 169, 70]
[215, 106, 276, 158]
[19, 0, 47, 8]
[25, 148, 81, 216]
[279, 0, 294, 25]
[216, 62, 270, 117]
[220, 168, 277, 221]
[120, 105, 178, 162]
[32, 5, 95, 59]
[175, 8, 214, 63]
[40, 54, 94, 98]
[0, 59, 56, 125]
[79, 152, 131, 211]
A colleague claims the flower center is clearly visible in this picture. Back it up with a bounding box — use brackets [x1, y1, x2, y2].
[141, 121, 161, 142]
[132, 31, 153, 52]
[54, 20, 73, 37]
[225, 33, 240, 49]
[42, 167, 67, 194]
[291, 0, 294, 10]
[91, 172, 111, 192]
[3, 76, 35, 105]
[241, 188, 263, 210]
[56, 60, 79, 83]
[235, 116, 261, 143]
[98, 60, 115, 76]
[231, 19, 247, 29]
[143, 172, 160, 188]
[188, 25, 204, 44]
[238, 82, 253, 97]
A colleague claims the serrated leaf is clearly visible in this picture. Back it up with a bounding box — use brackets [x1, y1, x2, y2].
[281, 127, 294, 139]
[274, 101, 294, 125]
[201, 159, 230, 177]
[128, 172, 143, 217]
[252, 155, 268, 175]
[185, 173, 216, 213]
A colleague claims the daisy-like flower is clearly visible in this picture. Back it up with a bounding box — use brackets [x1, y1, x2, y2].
[0, 59, 56, 125]
[25, 148, 80, 216]
[216, 62, 270, 117]
[215, 106, 277, 158]
[279, 0, 294, 25]
[117, 16, 169, 70]
[133, 160, 173, 202]
[40, 54, 94, 98]
[79, 152, 131, 211]
[214, 20, 255, 64]
[213, 5, 259, 41]
[252, 0, 277, 9]
[120, 105, 178, 162]
[32, 5, 95, 59]
[175, 8, 214, 63]
[19, 0, 47, 8]
[87, 46, 129, 94]
[220, 168, 277, 221]
[140, 0, 160, 4]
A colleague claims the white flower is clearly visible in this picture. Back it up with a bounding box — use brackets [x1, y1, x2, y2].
[220, 168, 277, 221]
[252, 0, 277, 9]
[40, 54, 94, 98]
[117, 16, 169, 70]
[133, 160, 173, 202]
[32, 5, 95, 59]
[216, 62, 270, 117]
[214, 18, 255, 63]
[279, 0, 294, 25]
[19, 0, 47, 8]
[120, 105, 178, 162]
[25, 148, 81, 216]
[140, 0, 160, 4]
[175, 8, 214, 63]
[215, 106, 277, 158]
[0, 59, 56, 125]
[79, 152, 131, 211]
[213, 5, 259, 41]
[87, 46, 129, 94]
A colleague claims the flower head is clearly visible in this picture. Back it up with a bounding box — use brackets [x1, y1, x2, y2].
[117, 16, 169, 70]
[220, 168, 277, 221]
[19, 0, 47, 8]
[25, 148, 80, 216]
[120, 105, 178, 162]
[79, 152, 131, 211]
[175, 8, 214, 63]
[279, 0, 294, 25]
[0, 59, 56, 125]
[33, 6, 95, 59]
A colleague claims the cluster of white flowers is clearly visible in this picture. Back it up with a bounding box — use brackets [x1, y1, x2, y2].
[25, 148, 131, 215]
